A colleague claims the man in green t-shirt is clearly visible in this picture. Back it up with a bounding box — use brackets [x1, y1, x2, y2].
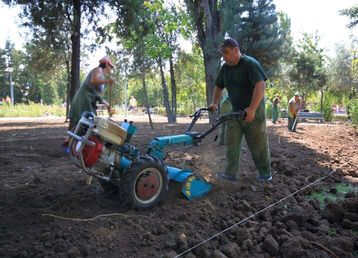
[209, 38, 271, 182]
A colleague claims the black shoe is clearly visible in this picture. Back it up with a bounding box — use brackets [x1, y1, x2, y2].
[216, 172, 238, 182]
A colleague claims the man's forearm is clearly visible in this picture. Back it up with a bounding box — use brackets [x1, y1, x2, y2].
[289, 105, 295, 115]
[212, 86, 223, 105]
[249, 81, 265, 111]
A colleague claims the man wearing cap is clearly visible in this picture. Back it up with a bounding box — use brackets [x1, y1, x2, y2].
[66, 57, 115, 140]
[288, 92, 301, 132]
[209, 38, 271, 182]
[272, 95, 280, 124]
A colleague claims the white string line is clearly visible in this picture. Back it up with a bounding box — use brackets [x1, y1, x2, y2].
[174, 170, 335, 258]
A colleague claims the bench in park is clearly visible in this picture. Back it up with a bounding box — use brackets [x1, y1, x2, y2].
[297, 111, 324, 123]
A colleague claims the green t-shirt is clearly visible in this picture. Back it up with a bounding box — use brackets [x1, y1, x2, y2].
[215, 55, 267, 111]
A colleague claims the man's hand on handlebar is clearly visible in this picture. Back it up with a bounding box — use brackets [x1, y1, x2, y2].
[208, 103, 218, 112]
[244, 107, 256, 123]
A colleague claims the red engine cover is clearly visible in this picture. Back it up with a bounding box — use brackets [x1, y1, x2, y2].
[82, 136, 103, 167]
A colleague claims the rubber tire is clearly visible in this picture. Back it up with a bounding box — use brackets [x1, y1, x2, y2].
[119, 156, 168, 209]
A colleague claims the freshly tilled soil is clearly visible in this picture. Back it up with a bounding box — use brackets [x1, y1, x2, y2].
[0, 117, 357, 258]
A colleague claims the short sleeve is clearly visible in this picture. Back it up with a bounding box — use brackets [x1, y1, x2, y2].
[247, 60, 267, 86]
[215, 66, 225, 89]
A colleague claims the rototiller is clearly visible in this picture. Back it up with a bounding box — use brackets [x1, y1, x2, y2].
[67, 108, 245, 209]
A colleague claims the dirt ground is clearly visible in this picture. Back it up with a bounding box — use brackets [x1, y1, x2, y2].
[0, 115, 357, 258]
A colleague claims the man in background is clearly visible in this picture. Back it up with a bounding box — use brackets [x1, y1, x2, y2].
[288, 92, 301, 132]
[272, 95, 280, 124]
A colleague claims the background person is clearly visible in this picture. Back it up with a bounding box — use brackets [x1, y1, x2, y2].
[288, 92, 301, 132]
[64, 56, 115, 145]
[128, 96, 137, 111]
[272, 95, 280, 124]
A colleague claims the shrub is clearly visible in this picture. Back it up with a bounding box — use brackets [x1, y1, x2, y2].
[322, 93, 334, 122]
[350, 99, 358, 125]
[265, 101, 273, 119]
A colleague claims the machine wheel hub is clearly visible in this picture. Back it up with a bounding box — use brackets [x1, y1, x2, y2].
[135, 168, 162, 202]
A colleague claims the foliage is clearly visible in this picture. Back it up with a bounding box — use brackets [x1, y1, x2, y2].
[3, 0, 108, 107]
[107, 0, 189, 122]
[175, 48, 206, 114]
[350, 98, 358, 124]
[321, 92, 334, 122]
[340, 5, 358, 28]
[328, 44, 358, 95]
[226, 0, 293, 76]
[127, 74, 163, 107]
[265, 101, 272, 119]
[288, 33, 328, 98]
[184, 0, 292, 110]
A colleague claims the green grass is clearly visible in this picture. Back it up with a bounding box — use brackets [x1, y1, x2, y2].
[307, 183, 357, 209]
[0, 103, 66, 117]
[327, 228, 337, 236]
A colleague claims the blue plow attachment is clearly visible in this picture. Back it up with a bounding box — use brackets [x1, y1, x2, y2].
[166, 166, 212, 200]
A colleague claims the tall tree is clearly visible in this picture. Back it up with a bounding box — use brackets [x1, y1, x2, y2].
[329, 44, 357, 94]
[108, 0, 186, 123]
[142, 0, 189, 123]
[340, 5, 358, 28]
[175, 47, 206, 112]
[0, 41, 32, 104]
[340, 5, 358, 103]
[288, 33, 328, 110]
[227, 1, 292, 76]
[184, 0, 223, 107]
[184, 0, 289, 107]
[130, 44, 155, 129]
[3, 0, 106, 107]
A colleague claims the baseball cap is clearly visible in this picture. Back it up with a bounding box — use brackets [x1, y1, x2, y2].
[219, 38, 239, 53]
[99, 56, 114, 68]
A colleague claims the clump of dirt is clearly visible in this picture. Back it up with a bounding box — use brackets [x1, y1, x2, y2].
[0, 118, 357, 258]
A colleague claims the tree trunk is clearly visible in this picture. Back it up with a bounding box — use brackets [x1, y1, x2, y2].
[169, 55, 177, 123]
[203, 50, 221, 107]
[184, 0, 223, 121]
[158, 57, 175, 123]
[142, 72, 154, 129]
[65, 59, 71, 122]
[320, 89, 324, 113]
[69, 0, 81, 104]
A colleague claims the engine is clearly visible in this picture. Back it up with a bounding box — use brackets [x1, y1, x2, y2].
[81, 135, 122, 171]
[68, 112, 137, 174]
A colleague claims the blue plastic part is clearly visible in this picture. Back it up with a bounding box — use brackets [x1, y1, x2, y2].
[119, 156, 132, 170]
[166, 166, 212, 200]
[148, 134, 193, 160]
[166, 166, 193, 182]
[181, 176, 212, 200]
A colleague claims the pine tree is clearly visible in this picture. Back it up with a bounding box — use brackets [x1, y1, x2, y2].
[225, 0, 291, 76]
